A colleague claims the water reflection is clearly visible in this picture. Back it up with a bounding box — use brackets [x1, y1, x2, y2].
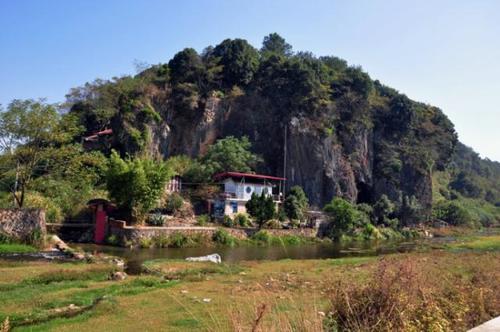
[73, 239, 425, 274]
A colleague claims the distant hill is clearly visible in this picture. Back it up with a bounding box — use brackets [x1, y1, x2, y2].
[66, 33, 499, 225]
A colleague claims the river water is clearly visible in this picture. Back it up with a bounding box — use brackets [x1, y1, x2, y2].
[72, 239, 436, 274]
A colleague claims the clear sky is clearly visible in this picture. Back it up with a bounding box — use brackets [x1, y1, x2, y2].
[1, 0, 499, 160]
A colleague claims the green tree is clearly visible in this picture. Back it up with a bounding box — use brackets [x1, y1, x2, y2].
[168, 48, 204, 85]
[432, 200, 471, 226]
[261, 33, 293, 57]
[246, 192, 276, 228]
[323, 197, 359, 240]
[373, 194, 395, 226]
[30, 145, 107, 220]
[0, 100, 81, 207]
[284, 186, 309, 221]
[202, 136, 261, 175]
[213, 38, 260, 88]
[106, 150, 173, 223]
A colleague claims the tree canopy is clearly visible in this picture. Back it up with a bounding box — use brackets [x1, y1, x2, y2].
[261, 33, 293, 57]
[212, 38, 260, 88]
[246, 192, 276, 228]
[284, 186, 309, 221]
[201, 136, 261, 175]
[106, 150, 174, 223]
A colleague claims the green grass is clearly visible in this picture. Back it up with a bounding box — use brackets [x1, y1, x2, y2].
[171, 318, 201, 328]
[1, 234, 499, 331]
[446, 235, 500, 251]
[143, 259, 243, 281]
[0, 243, 37, 253]
[327, 256, 376, 266]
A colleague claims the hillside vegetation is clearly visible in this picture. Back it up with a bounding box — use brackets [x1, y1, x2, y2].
[0, 33, 498, 228]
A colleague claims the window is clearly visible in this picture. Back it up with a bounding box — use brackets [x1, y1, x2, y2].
[263, 187, 269, 195]
[230, 201, 238, 214]
[246, 186, 252, 194]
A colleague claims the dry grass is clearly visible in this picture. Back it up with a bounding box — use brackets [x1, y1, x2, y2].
[1, 241, 499, 331]
[326, 252, 500, 331]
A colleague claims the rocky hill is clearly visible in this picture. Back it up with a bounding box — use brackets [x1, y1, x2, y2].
[66, 34, 498, 224]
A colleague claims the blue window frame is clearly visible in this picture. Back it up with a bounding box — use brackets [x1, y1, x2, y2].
[230, 201, 238, 214]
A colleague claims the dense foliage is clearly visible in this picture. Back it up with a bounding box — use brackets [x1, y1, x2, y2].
[0, 100, 106, 222]
[245, 192, 276, 228]
[201, 136, 261, 175]
[284, 186, 309, 222]
[106, 151, 173, 223]
[1, 33, 498, 228]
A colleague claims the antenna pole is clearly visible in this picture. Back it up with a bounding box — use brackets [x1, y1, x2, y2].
[282, 125, 287, 199]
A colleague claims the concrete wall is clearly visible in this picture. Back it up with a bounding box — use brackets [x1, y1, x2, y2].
[109, 219, 319, 246]
[0, 208, 46, 242]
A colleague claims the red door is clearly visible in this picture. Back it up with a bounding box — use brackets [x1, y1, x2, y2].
[94, 204, 107, 244]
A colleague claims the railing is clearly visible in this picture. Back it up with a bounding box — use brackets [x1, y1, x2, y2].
[219, 192, 283, 202]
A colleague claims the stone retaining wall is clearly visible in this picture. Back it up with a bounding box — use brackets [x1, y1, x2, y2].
[109, 219, 320, 246]
[0, 208, 46, 242]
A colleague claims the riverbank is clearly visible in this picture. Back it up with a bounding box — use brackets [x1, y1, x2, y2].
[0, 234, 498, 331]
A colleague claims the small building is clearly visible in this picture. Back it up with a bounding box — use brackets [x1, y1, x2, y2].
[166, 175, 182, 193]
[209, 172, 286, 217]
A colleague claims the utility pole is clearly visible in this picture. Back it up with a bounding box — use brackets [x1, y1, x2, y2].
[282, 125, 287, 199]
[13, 160, 19, 207]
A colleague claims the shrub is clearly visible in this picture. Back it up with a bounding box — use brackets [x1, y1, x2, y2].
[168, 232, 189, 248]
[164, 193, 184, 214]
[139, 237, 153, 248]
[251, 230, 272, 245]
[361, 223, 383, 240]
[212, 229, 236, 247]
[281, 235, 303, 245]
[106, 234, 119, 246]
[262, 219, 281, 229]
[152, 234, 169, 248]
[234, 213, 251, 227]
[432, 200, 472, 226]
[222, 215, 235, 228]
[147, 213, 165, 226]
[378, 227, 404, 240]
[0, 233, 12, 244]
[196, 214, 210, 226]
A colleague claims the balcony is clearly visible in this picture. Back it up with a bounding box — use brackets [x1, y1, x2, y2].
[219, 192, 283, 202]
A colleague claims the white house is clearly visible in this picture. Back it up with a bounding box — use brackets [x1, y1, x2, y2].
[209, 172, 286, 217]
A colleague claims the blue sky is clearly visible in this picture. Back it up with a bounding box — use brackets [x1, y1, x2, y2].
[1, 0, 499, 160]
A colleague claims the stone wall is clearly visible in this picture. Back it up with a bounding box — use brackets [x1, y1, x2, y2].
[109, 219, 320, 246]
[0, 208, 46, 242]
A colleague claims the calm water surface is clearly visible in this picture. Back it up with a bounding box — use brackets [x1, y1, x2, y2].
[73, 239, 434, 274]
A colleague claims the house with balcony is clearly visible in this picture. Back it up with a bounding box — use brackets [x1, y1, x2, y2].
[209, 172, 286, 217]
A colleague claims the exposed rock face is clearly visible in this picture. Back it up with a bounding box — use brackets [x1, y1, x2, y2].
[285, 117, 357, 206]
[0, 209, 46, 242]
[87, 75, 455, 226]
[131, 91, 453, 222]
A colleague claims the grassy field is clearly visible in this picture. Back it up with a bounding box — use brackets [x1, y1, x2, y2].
[0, 235, 499, 331]
[0, 243, 37, 254]
[446, 235, 500, 251]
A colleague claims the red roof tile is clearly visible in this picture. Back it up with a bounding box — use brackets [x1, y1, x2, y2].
[214, 171, 286, 181]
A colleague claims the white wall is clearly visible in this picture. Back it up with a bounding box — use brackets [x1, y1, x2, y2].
[223, 179, 273, 200]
